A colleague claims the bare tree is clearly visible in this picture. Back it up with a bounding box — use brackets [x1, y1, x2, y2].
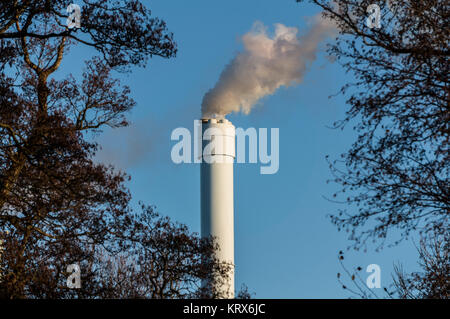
[295, 0, 448, 299]
[393, 232, 449, 299]
[296, 0, 449, 249]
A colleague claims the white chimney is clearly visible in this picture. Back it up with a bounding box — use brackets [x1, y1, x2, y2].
[200, 118, 235, 298]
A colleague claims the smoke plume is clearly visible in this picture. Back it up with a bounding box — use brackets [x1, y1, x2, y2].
[201, 15, 337, 118]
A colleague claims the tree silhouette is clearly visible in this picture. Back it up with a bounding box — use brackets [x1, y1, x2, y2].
[0, 205, 233, 298]
[296, 0, 448, 249]
[296, 0, 448, 299]
[0, 1, 233, 298]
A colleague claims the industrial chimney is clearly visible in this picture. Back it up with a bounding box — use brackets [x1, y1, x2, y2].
[200, 118, 235, 298]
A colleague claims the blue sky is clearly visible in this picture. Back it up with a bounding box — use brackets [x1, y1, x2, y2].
[62, 0, 421, 298]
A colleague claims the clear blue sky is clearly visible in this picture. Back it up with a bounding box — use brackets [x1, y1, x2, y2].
[62, 0, 421, 298]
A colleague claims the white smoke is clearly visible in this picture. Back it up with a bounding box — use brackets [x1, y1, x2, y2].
[201, 15, 337, 118]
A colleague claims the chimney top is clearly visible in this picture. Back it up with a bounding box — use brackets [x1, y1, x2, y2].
[201, 117, 230, 124]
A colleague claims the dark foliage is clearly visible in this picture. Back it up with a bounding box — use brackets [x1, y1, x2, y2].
[0, 0, 233, 299]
